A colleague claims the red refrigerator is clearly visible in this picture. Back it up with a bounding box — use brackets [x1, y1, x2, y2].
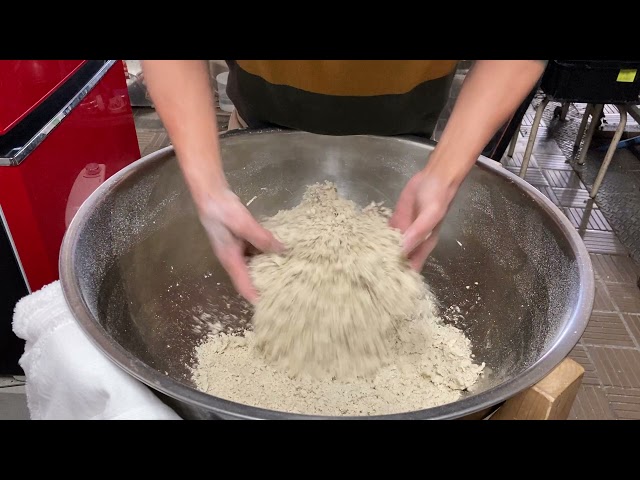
[0, 60, 141, 374]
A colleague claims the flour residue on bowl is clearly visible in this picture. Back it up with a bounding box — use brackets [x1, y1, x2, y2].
[191, 182, 485, 416]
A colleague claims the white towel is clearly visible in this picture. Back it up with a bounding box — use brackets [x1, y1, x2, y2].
[12, 281, 182, 420]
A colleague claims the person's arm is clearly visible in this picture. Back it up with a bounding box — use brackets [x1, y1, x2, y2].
[141, 60, 226, 200]
[142, 60, 282, 303]
[391, 60, 546, 269]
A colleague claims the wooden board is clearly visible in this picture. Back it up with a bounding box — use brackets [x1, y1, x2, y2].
[490, 358, 585, 420]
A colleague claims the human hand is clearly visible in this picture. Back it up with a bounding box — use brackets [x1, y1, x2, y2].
[389, 168, 459, 271]
[197, 189, 284, 304]
[388, 60, 545, 270]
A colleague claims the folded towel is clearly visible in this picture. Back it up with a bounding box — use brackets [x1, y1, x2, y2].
[12, 281, 181, 420]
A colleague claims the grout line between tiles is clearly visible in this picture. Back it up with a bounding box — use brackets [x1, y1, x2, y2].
[581, 344, 607, 389]
[581, 343, 639, 351]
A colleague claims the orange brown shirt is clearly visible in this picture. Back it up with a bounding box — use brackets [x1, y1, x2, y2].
[225, 60, 459, 137]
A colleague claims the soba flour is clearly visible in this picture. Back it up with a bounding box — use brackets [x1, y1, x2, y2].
[191, 182, 484, 416]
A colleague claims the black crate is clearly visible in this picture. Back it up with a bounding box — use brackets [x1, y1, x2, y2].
[541, 60, 640, 104]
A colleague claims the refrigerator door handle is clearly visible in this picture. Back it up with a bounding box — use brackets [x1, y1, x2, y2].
[0, 60, 117, 167]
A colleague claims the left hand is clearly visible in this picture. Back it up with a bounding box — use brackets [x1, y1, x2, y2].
[389, 60, 546, 270]
[390, 168, 459, 271]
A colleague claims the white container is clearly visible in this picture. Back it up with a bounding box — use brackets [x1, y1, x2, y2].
[216, 72, 234, 113]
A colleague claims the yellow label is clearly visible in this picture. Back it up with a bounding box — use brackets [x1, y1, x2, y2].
[617, 69, 637, 82]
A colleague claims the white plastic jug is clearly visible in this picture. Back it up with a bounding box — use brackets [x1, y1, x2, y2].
[216, 72, 234, 113]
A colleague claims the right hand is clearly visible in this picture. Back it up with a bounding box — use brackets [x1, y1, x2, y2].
[197, 189, 284, 304]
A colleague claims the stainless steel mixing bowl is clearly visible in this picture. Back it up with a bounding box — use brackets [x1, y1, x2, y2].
[59, 129, 594, 419]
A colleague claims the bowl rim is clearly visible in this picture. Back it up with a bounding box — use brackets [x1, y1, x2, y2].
[59, 128, 595, 419]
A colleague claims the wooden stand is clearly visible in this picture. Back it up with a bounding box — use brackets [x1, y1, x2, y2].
[489, 358, 584, 420]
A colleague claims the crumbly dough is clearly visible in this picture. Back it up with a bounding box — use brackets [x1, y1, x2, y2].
[191, 182, 484, 416]
[251, 182, 425, 379]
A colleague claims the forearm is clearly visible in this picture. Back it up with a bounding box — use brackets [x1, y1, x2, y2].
[426, 60, 546, 186]
[141, 60, 227, 205]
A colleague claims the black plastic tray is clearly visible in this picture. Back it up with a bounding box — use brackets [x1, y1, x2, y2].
[541, 60, 640, 104]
